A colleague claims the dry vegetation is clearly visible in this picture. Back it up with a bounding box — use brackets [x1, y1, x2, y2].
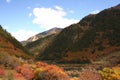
[0, 61, 120, 80]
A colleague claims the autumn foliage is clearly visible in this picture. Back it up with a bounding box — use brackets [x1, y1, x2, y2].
[99, 67, 120, 80]
[79, 69, 102, 80]
[15, 64, 34, 80]
[34, 62, 69, 80]
[13, 73, 25, 80]
[0, 69, 5, 77]
[15, 61, 69, 80]
[3, 61, 120, 80]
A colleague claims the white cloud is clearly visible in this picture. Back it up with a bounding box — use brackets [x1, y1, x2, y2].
[11, 30, 38, 41]
[91, 10, 100, 14]
[6, 0, 11, 3]
[28, 13, 32, 17]
[54, 6, 63, 11]
[32, 6, 79, 29]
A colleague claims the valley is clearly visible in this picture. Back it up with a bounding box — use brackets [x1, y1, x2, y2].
[0, 3, 120, 80]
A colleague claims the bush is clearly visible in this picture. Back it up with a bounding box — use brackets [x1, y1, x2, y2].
[15, 62, 70, 80]
[79, 69, 102, 80]
[99, 67, 120, 80]
[13, 73, 25, 80]
[15, 64, 34, 80]
[0, 69, 5, 77]
[34, 62, 70, 80]
[35, 61, 48, 68]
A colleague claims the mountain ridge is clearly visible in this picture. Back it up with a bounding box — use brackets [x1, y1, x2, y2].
[21, 27, 62, 46]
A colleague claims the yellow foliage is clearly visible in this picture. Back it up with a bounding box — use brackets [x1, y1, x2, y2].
[34, 67, 44, 75]
[34, 63, 69, 80]
[99, 67, 120, 80]
[30, 64, 37, 70]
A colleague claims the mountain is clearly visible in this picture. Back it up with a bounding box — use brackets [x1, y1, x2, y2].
[37, 4, 120, 64]
[0, 25, 31, 68]
[21, 27, 62, 46]
[25, 34, 56, 57]
[23, 27, 62, 56]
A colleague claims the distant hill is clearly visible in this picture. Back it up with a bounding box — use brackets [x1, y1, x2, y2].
[0, 25, 30, 68]
[37, 4, 120, 64]
[25, 34, 56, 57]
[21, 27, 62, 46]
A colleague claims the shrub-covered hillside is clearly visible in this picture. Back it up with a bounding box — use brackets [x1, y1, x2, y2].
[38, 4, 120, 63]
[0, 25, 31, 68]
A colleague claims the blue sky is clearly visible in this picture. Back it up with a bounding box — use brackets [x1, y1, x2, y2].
[0, 0, 120, 41]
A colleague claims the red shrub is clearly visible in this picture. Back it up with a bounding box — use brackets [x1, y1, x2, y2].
[14, 73, 23, 78]
[36, 61, 48, 68]
[34, 64, 69, 80]
[15, 66, 22, 73]
[15, 62, 70, 80]
[15, 64, 34, 80]
[0, 69, 5, 77]
[13, 73, 26, 80]
[22, 64, 30, 68]
[21, 68, 34, 80]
